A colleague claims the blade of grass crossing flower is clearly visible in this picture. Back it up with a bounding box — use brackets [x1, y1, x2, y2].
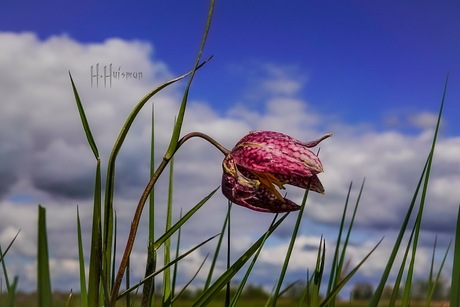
[425, 239, 451, 306]
[230, 213, 279, 307]
[154, 187, 218, 250]
[37, 205, 53, 307]
[165, 0, 215, 159]
[450, 205, 460, 306]
[270, 190, 309, 307]
[162, 156, 174, 307]
[76, 207, 88, 307]
[205, 203, 231, 290]
[193, 213, 289, 307]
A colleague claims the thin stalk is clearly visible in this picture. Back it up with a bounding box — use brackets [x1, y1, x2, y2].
[111, 132, 229, 303]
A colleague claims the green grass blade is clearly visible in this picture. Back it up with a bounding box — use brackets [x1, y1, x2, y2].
[104, 61, 212, 298]
[154, 187, 218, 250]
[389, 222, 415, 306]
[87, 162, 102, 307]
[37, 205, 53, 307]
[204, 203, 231, 290]
[162, 156, 175, 307]
[371, 73, 448, 304]
[310, 238, 326, 306]
[165, 0, 214, 159]
[69, 71, 103, 307]
[172, 209, 183, 299]
[270, 190, 310, 306]
[142, 104, 157, 306]
[69, 72, 99, 159]
[172, 254, 209, 304]
[76, 207, 88, 307]
[321, 238, 382, 306]
[327, 181, 353, 297]
[230, 214, 279, 307]
[451, 205, 460, 306]
[0, 243, 19, 307]
[192, 213, 289, 307]
[118, 234, 218, 300]
[425, 239, 451, 306]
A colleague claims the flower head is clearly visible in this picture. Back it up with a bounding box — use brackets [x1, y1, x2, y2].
[221, 131, 331, 212]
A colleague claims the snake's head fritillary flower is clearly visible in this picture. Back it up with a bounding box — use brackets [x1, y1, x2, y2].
[221, 131, 332, 213]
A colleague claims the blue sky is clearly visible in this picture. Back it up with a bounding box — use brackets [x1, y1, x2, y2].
[1, 0, 460, 298]
[3, 1, 460, 133]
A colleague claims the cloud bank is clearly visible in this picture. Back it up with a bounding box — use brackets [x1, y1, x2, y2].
[0, 32, 458, 294]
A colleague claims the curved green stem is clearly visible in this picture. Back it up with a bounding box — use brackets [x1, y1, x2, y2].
[110, 132, 229, 304]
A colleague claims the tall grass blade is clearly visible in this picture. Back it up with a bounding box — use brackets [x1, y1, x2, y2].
[142, 104, 157, 306]
[371, 73, 448, 304]
[69, 71, 103, 307]
[172, 254, 209, 303]
[327, 181, 353, 298]
[110, 61, 212, 304]
[389, 221, 415, 306]
[76, 208, 88, 307]
[270, 190, 309, 306]
[172, 209, 183, 299]
[192, 213, 289, 307]
[165, 0, 214, 159]
[230, 214, 279, 307]
[154, 187, 218, 250]
[451, 205, 460, 306]
[205, 203, 231, 290]
[321, 238, 382, 306]
[118, 234, 218, 300]
[425, 239, 451, 306]
[0, 232, 20, 307]
[162, 156, 175, 307]
[37, 205, 53, 307]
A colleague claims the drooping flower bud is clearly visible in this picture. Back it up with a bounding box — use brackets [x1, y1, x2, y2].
[221, 131, 331, 212]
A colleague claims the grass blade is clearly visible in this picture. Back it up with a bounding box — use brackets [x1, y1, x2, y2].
[165, 0, 215, 159]
[118, 234, 218, 299]
[270, 190, 309, 306]
[37, 205, 53, 307]
[76, 207, 88, 307]
[172, 254, 209, 303]
[154, 187, 218, 250]
[321, 238, 382, 306]
[451, 205, 460, 306]
[192, 213, 289, 307]
[425, 239, 451, 305]
[204, 203, 231, 290]
[230, 214, 279, 307]
[162, 156, 175, 307]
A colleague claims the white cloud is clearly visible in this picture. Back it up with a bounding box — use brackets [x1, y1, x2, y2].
[0, 32, 458, 296]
